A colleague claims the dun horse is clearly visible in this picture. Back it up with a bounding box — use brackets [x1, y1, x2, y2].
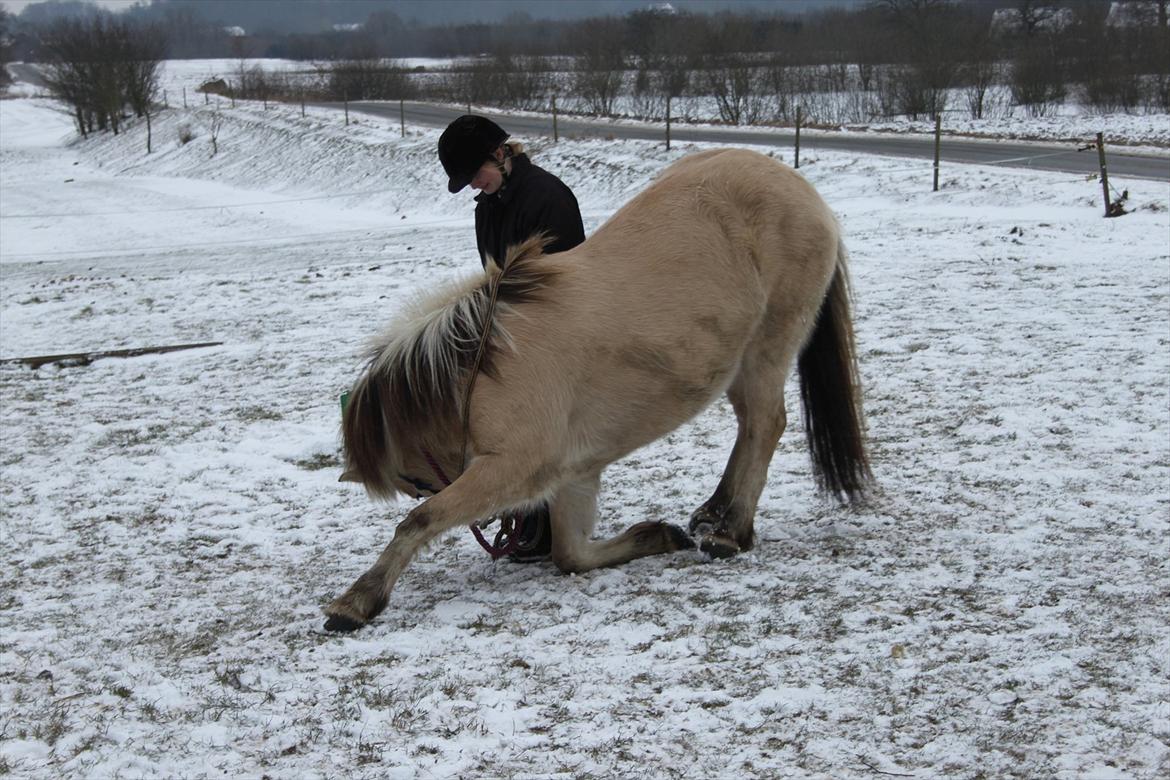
[325, 148, 869, 632]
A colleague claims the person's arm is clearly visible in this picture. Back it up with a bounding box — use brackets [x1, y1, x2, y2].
[530, 187, 585, 254]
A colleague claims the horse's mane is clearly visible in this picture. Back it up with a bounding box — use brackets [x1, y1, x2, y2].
[364, 234, 560, 434]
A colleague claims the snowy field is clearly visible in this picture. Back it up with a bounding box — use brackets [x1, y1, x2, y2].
[1, 89, 1169, 780]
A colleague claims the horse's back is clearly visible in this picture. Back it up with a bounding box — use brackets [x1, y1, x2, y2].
[571, 148, 839, 313]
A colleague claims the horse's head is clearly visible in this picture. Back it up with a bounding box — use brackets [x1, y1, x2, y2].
[338, 444, 455, 500]
[341, 236, 560, 501]
[340, 366, 464, 501]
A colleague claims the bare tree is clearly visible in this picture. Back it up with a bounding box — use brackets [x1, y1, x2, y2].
[41, 15, 166, 136]
[959, 25, 1000, 119]
[503, 55, 553, 110]
[618, 7, 694, 121]
[704, 54, 765, 125]
[41, 17, 118, 135]
[1010, 40, 1066, 117]
[701, 16, 766, 125]
[328, 58, 414, 101]
[0, 8, 14, 91]
[571, 18, 626, 116]
[874, 0, 964, 118]
[119, 22, 166, 118]
[1015, 0, 1060, 38]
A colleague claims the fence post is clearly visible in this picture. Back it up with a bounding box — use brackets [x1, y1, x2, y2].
[552, 95, 559, 142]
[204, 91, 208, 105]
[665, 95, 671, 151]
[183, 87, 187, 109]
[344, 95, 349, 126]
[794, 105, 801, 169]
[400, 99, 405, 137]
[301, 90, 305, 118]
[1096, 132, 1113, 217]
[146, 109, 152, 154]
[933, 114, 942, 192]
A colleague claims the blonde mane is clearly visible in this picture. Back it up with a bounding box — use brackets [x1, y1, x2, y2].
[342, 235, 559, 497]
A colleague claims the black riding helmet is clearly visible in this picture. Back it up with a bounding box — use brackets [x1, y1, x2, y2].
[438, 115, 510, 193]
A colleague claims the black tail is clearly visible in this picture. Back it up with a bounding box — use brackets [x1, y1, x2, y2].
[798, 246, 871, 502]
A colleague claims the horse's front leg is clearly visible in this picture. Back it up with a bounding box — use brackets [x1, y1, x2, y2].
[323, 456, 520, 632]
[550, 472, 694, 574]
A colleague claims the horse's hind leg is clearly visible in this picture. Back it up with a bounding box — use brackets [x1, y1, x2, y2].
[550, 472, 694, 574]
[690, 348, 791, 558]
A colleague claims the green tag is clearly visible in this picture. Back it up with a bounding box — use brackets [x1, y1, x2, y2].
[339, 391, 350, 415]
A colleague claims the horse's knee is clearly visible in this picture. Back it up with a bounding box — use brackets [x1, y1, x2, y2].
[551, 547, 587, 574]
[396, 504, 437, 542]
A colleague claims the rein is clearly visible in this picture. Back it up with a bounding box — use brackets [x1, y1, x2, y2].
[421, 445, 520, 560]
[420, 259, 520, 560]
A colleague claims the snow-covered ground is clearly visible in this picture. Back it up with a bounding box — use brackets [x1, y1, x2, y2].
[1, 85, 1168, 779]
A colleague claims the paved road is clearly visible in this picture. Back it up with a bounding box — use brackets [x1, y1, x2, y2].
[351, 100, 1170, 183]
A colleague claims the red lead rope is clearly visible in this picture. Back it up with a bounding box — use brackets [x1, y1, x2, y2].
[421, 448, 520, 560]
[419, 260, 521, 560]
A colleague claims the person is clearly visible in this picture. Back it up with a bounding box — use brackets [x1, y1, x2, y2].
[437, 114, 586, 561]
[438, 114, 585, 269]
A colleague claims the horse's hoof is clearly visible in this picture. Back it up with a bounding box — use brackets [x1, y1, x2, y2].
[688, 506, 721, 536]
[323, 613, 365, 633]
[700, 533, 741, 560]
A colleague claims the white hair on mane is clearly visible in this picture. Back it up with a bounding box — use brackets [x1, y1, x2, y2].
[366, 269, 516, 408]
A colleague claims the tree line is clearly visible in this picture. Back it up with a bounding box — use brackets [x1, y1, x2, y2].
[5, 1, 1168, 140]
[35, 15, 166, 136]
[278, 1, 1170, 122]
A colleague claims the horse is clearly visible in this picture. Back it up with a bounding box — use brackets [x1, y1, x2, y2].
[324, 148, 870, 632]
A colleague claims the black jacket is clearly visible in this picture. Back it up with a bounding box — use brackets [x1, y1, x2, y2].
[474, 154, 585, 268]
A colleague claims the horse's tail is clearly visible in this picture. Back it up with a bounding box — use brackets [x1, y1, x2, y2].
[340, 364, 399, 500]
[797, 239, 872, 502]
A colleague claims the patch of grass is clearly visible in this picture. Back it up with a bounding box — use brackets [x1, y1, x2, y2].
[355, 734, 383, 765]
[457, 615, 505, 634]
[96, 424, 170, 449]
[330, 682, 363, 722]
[139, 698, 163, 722]
[389, 703, 425, 732]
[214, 667, 254, 693]
[237, 406, 283, 422]
[34, 706, 67, 746]
[293, 452, 340, 471]
[435, 711, 487, 740]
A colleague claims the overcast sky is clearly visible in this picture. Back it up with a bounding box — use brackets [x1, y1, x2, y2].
[1, 0, 140, 13]
[1, 0, 863, 21]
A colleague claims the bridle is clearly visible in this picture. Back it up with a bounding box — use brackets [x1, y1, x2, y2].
[417, 257, 521, 560]
[420, 445, 521, 560]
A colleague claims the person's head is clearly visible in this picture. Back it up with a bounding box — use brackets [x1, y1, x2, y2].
[438, 115, 510, 195]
